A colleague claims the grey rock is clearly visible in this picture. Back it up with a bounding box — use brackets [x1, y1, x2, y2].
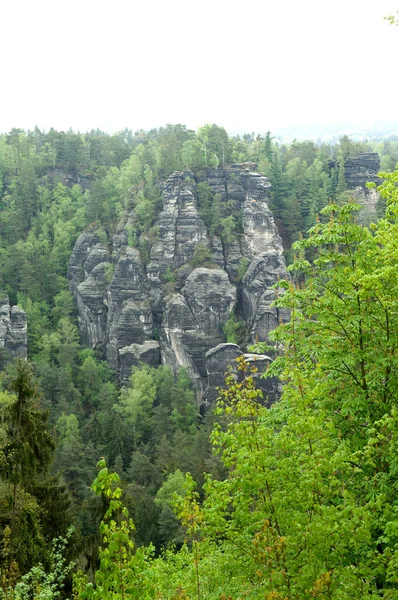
[76, 262, 111, 351]
[106, 247, 153, 370]
[182, 268, 236, 337]
[223, 239, 244, 282]
[67, 230, 106, 295]
[205, 343, 242, 403]
[345, 153, 381, 225]
[160, 293, 204, 399]
[175, 264, 194, 291]
[241, 175, 282, 259]
[242, 255, 289, 342]
[68, 235, 111, 352]
[84, 245, 111, 276]
[148, 171, 208, 284]
[160, 271, 235, 403]
[0, 296, 27, 359]
[204, 344, 280, 406]
[119, 341, 160, 383]
[345, 152, 381, 189]
[243, 353, 281, 406]
[69, 166, 288, 400]
[210, 236, 225, 269]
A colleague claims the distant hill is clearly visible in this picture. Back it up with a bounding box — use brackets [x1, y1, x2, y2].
[271, 121, 398, 144]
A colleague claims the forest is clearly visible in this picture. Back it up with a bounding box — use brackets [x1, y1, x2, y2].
[1, 124, 398, 598]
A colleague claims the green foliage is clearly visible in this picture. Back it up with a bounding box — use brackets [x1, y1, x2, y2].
[222, 312, 247, 346]
[73, 459, 155, 600]
[155, 470, 186, 546]
[0, 361, 68, 574]
[197, 124, 230, 166]
[0, 529, 74, 600]
[1, 360, 54, 495]
[115, 365, 157, 449]
[104, 263, 114, 285]
[163, 267, 176, 284]
[189, 244, 215, 269]
[236, 257, 250, 281]
[385, 11, 398, 25]
[219, 215, 236, 244]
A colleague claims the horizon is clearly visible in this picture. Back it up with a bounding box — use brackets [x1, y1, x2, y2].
[2, 120, 398, 145]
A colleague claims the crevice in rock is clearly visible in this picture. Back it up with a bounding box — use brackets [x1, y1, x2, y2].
[223, 171, 229, 202]
[220, 237, 228, 273]
[172, 186, 181, 269]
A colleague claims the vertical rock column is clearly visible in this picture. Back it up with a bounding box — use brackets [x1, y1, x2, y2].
[0, 295, 27, 358]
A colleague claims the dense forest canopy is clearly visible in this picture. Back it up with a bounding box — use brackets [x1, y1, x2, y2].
[0, 124, 398, 598]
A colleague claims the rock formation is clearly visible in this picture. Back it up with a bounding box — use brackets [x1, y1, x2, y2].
[0, 295, 27, 359]
[68, 165, 288, 404]
[345, 152, 381, 224]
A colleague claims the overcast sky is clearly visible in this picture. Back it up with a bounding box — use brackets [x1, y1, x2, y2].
[1, 0, 397, 135]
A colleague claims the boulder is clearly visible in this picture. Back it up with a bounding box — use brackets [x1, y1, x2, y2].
[119, 341, 161, 383]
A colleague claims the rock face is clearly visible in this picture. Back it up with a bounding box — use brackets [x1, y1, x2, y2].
[68, 166, 288, 403]
[68, 231, 111, 353]
[345, 152, 381, 224]
[345, 153, 381, 189]
[0, 295, 27, 359]
[160, 269, 237, 400]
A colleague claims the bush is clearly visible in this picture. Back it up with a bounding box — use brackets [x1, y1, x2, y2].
[190, 244, 216, 269]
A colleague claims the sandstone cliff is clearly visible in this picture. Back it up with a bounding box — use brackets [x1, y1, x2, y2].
[68, 165, 287, 403]
[345, 152, 381, 224]
[0, 295, 27, 360]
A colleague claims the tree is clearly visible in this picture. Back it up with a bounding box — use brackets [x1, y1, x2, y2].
[152, 171, 398, 598]
[253, 176, 398, 594]
[335, 151, 347, 197]
[197, 125, 230, 166]
[1, 361, 55, 522]
[0, 528, 74, 600]
[263, 131, 274, 162]
[0, 360, 56, 572]
[155, 470, 186, 546]
[73, 459, 155, 600]
[114, 365, 157, 449]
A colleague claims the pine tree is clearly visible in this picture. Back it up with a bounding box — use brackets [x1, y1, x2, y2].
[0, 360, 56, 571]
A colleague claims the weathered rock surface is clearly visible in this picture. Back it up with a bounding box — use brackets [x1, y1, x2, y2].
[76, 262, 111, 351]
[119, 341, 160, 383]
[0, 295, 27, 359]
[204, 344, 280, 405]
[159, 269, 236, 401]
[68, 166, 288, 402]
[205, 343, 242, 403]
[345, 152, 381, 189]
[68, 231, 111, 352]
[345, 152, 381, 224]
[182, 269, 236, 337]
[243, 353, 281, 407]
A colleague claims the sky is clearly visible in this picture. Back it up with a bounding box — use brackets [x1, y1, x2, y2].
[0, 0, 397, 135]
